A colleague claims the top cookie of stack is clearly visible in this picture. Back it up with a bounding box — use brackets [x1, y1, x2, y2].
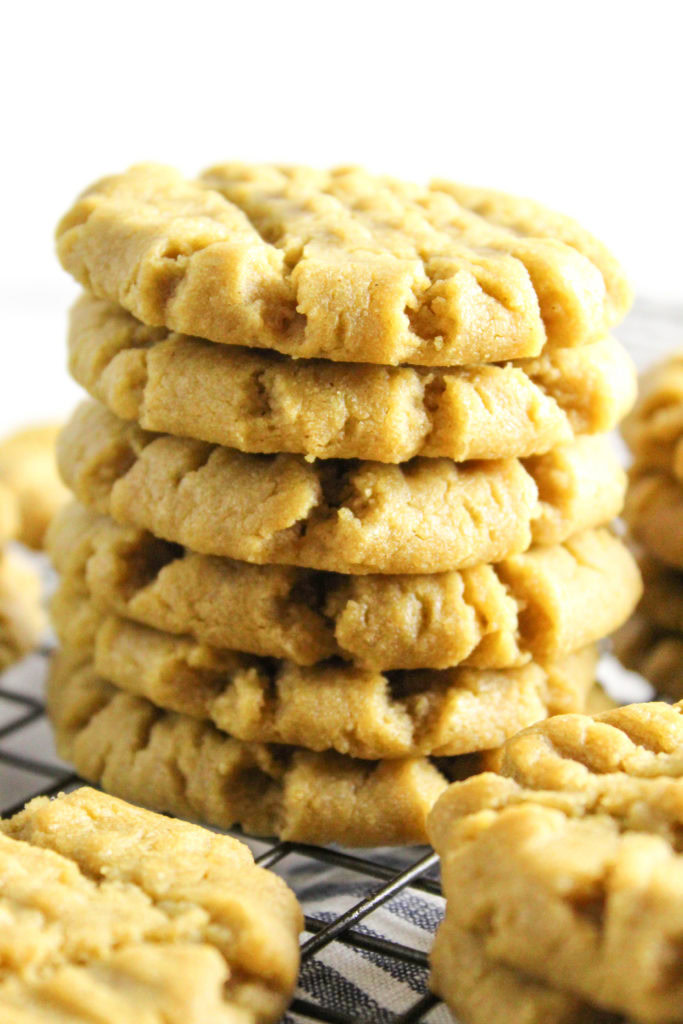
[48, 163, 641, 845]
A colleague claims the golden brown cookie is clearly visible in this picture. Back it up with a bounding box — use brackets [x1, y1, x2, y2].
[622, 349, 683, 477]
[57, 403, 626, 574]
[428, 701, 683, 1023]
[68, 293, 636, 463]
[48, 653, 451, 846]
[56, 163, 631, 367]
[0, 424, 70, 549]
[0, 550, 45, 670]
[624, 471, 683, 569]
[48, 504, 640, 671]
[49, 586, 598, 758]
[613, 614, 683, 700]
[0, 787, 302, 1023]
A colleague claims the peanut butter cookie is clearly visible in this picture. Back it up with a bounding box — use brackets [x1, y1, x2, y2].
[0, 424, 70, 549]
[48, 504, 640, 670]
[68, 294, 636, 463]
[56, 403, 626, 574]
[56, 163, 631, 367]
[622, 349, 683, 477]
[0, 787, 302, 1023]
[0, 550, 45, 670]
[50, 589, 598, 758]
[625, 471, 683, 569]
[48, 653, 450, 845]
[429, 701, 683, 1022]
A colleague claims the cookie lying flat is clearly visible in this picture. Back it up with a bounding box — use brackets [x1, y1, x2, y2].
[49, 505, 640, 670]
[0, 550, 45, 670]
[56, 163, 631, 368]
[622, 350, 683, 476]
[50, 584, 598, 757]
[428, 701, 683, 1023]
[0, 787, 302, 1023]
[624, 471, 683, 569]
[0, 424, 70, 549]
[57, 403, 626, 574]
[613, 615, 683, 700]
[68, 294, 636, 463]
[49, 655, 452, 846]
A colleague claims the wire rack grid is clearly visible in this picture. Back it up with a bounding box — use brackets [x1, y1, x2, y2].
[0, 638, 449, 1024]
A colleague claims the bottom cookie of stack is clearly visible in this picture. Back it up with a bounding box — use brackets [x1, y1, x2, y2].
[48, 618, 599, 846]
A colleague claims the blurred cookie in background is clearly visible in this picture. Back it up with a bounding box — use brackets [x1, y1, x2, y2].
[0, 424, 70, 550]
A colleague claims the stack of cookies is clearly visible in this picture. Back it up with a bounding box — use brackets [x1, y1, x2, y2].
[48, 163, 641, 845]
[615, 351, 683, 697]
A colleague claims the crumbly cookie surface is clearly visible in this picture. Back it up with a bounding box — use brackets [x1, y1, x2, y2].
[57, 403, 625, 574]
[0, 424, 70, 549]
[428, 701, 683, 1022]
[50, 585, 598, 758]
[0, 787, 302, 1024]
[48, 504, 640, 671]
[0, 550, 45, 670]
[48, 655, 451, 846]
[56, 163, 631, 367]
[68, 294, 636, 463]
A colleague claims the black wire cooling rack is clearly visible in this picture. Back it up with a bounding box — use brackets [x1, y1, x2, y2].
[0, 639, 449, 1024]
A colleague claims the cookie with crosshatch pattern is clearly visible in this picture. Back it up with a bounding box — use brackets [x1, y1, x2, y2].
[0, 786, 302, 1023]
[428, 700, 683, 1023]
[57, 402, 626, 575]
[56, 163, 631, 366]
[50, 583, 599, 759]
[48, 503, 640, 671]
[48, 652, 450, 846]
[67, 293, 636, 463]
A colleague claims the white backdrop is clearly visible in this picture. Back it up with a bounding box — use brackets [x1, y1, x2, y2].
[1, 0, 681, 434]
